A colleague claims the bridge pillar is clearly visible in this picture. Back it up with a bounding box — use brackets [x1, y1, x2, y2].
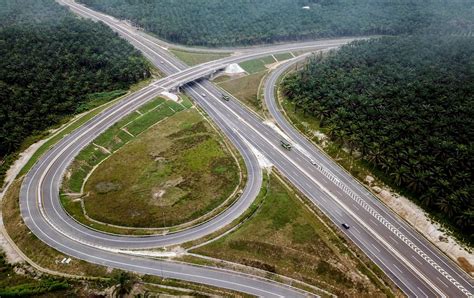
[208, 70, 219, 80]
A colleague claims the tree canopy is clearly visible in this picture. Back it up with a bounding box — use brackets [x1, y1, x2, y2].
[78, 0, 473, 46]
[0, 0, 150, 182]
[282, 35, 474, 242]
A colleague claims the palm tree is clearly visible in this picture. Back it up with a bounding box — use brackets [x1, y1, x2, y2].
[420, 187, 438, 207]
[112, 271, 135, 298]
[456, 210, 474, 230]
[390, 166, 410, 186]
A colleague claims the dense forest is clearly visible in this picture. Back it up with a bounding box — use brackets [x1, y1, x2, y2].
[282, 35, 474, 241]
[0, 0, 150, 184]
[78, 0, 473, 46]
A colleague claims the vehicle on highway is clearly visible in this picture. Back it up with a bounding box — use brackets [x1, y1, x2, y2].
[310, 159, 317, 165]
[201, 93, 206, 97]
[280, 140, 292, 150]
[222, 94, 230, 101]
[342, 223, 350, 229]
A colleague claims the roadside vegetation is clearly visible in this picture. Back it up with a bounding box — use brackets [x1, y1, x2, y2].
[282, 35, 474, 244]
[214, 54, 294, 114]
[0, 251, 71, 297]
[2, 180, 249, 297]
[239, 56, 277, 74]
[62, 100, 241, 229]
[0, 0, 151, 187]
[17, 77, 157, 180]
[170, 49, 230, 66]
[2, 179, 109, 277]
[192, 173, 394, 296]
[216, 72, 267, 113]
[78, 0, 472, 47]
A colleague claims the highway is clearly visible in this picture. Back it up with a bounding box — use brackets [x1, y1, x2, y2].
[263, 56, 474, 297]
[17, 29, 318, 298]
[21, 0, 357, 249]
[16, 0, 474, 296]
[16, 1, 357, 296]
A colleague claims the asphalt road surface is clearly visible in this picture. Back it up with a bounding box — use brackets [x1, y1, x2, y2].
[17, 0, 474, 296]
[263, 56, 474, 297]
[17, 1, 355, 296]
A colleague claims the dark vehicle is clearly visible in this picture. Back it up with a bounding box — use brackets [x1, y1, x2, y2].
[342, 223, 350, 229]
[280, 140, 292, 150]
[222, 94, 230, 101]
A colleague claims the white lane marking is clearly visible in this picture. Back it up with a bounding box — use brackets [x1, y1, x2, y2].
[371, 243, 381, 253]
[268, 59, 474, 294]
[201, 83, 462, 296]
[44, 94, 262, 246]
[369, 218, 379, 226]
[68, 0, 355, 96]
[267, 47, 474, 297]
[63, 1, 176, 67]
[21, 85, 292, 297]
[351, 203, 360, 211]
[437, 277, 449, 289]
[31, 183, 293, 298]
[389, 235, 399, 244]
[351, 226, 361, 235]
[34, 82, 260, 249]
[195, 83, 452, 297]
[393, 264, 404, 274]
[417, 287, 429, 298]
[36, 4, 470, 294]
[289, 139, 470, 295]
[412, 255, 424, 266]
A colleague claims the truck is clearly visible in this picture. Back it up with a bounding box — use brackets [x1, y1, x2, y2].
[280, 140, 292, 150]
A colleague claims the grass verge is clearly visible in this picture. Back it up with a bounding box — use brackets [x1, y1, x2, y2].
[170, 49, 230, 66]
[0, 250, 72, 296]
[239, 56, 276, 74]
[1, 179, 250, 296]
[17, 77, 157, 179]
[181, 172, 269, 250]
[274, 52, 294, 61]
[2, 179, 108, 277]
[216, 71, 267, 114]
[190, 173, 396, 297]
[277, 56, 474, 250]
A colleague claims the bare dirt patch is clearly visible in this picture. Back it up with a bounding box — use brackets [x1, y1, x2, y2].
[94, 181, 122, 194]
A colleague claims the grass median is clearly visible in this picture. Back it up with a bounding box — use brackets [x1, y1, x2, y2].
[216, 71, 267, 114]
[191, 173, 395, 297]
[239, 56, 276, 74]
[170, 49, 230, 66]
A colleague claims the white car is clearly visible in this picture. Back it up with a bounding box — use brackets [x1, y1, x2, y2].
[310, 159, 317, 165]
[201, 93, 207, 97]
